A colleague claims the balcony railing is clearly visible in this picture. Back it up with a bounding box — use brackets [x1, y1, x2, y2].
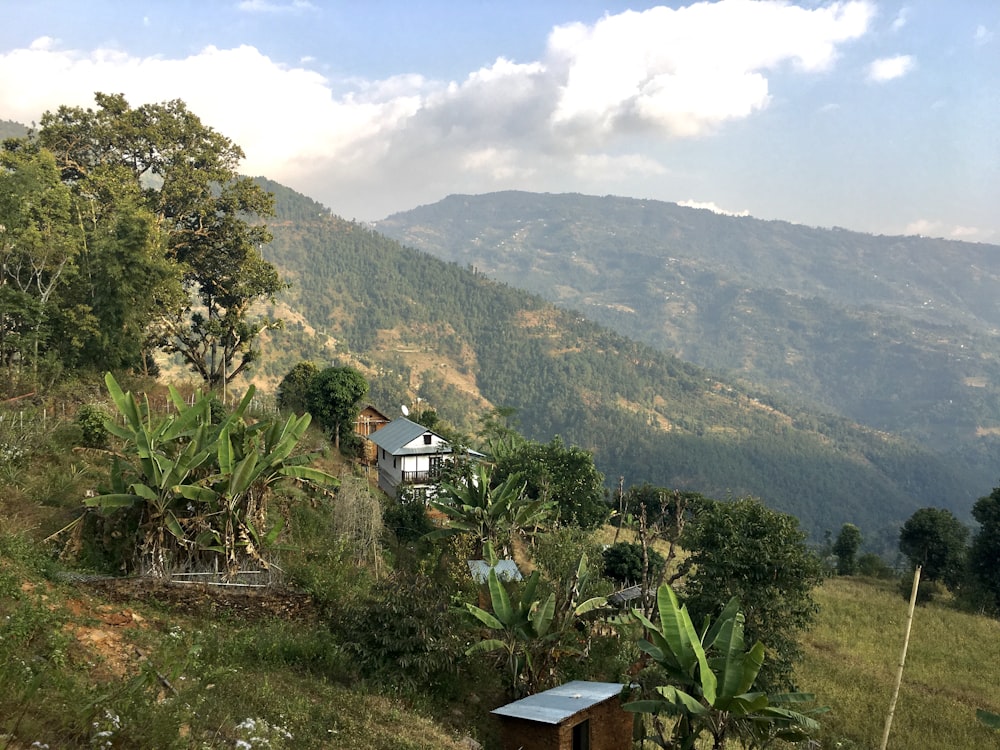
[401, 469, 441, 485]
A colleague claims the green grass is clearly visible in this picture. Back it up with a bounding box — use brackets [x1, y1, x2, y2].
[799, 576, 1000, 749]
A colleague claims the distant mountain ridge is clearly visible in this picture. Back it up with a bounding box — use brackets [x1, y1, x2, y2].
[252, 180, 983, 552]
[375, 190, 1000, 486]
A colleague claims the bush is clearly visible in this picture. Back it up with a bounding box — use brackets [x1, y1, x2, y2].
[329, 570, 466, 696]
[75, 403, 110, 448]
[601, 541, 665, 586]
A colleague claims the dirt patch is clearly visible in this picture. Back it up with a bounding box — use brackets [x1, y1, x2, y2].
[75, 577, 319, 623]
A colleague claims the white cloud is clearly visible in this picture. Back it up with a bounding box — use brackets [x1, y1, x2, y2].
[974, 24, 994, 46]
[0, 1, 876, 219]
[867, 55, 915, 82]
[548, 1, 874, 139]
[678, 200, 750, 217]
[904, 219, 994, 242]
[890, 8, 908, 33]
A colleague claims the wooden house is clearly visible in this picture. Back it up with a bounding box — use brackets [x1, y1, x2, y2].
[354, 405, 391, 464]
[491, 681, 631, 750]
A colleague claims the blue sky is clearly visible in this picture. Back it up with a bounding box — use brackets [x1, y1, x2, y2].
[1, 1, 997, 241]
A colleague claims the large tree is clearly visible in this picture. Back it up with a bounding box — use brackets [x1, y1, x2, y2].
[307, 365, 369, 448]
[969, 489, 1000, 610]
[0, 144, 81, 378]
[833, 522, 863, 576]
[33, 92, 281, 386]
[679, 497, 824, 692]
[492, 435, 608, 529]
[898, 507, 968, 590]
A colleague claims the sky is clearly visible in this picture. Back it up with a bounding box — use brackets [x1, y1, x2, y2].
[0, 0, 998, 241]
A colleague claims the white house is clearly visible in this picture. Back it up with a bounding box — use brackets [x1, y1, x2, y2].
[367, 417, 482, 500]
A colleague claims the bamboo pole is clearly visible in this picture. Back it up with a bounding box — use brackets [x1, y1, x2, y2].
[880, 565, 921, 750]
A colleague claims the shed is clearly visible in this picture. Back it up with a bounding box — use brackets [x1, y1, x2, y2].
[491, 681, 631, 750]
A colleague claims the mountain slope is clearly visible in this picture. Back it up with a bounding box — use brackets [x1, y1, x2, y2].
[374, 191, 1000, 458]
[254, 180, 979, 548]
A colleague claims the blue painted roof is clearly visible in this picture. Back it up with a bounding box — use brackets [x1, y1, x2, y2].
[467, 559, 523, 583]
[491, 681, 626, 724]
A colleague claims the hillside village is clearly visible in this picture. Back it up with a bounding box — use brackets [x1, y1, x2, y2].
[2, 96, 1000, 750]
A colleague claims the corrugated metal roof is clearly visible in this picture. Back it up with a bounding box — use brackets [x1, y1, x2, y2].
[491, 681, 626, 724]
[368, 417, 437, 454]
[468, 559, 523, 582]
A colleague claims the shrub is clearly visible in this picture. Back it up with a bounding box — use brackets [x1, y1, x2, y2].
[601, 541, 665, 586]
[75, 403, 110, 448]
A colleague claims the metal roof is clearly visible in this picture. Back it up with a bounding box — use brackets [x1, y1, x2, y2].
[491, 681, 626, 724]
[368, 417, 443, 454]
[467, 559, 523, 583]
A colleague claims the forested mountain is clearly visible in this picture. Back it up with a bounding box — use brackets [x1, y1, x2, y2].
[0, 119, 28, 140]
[375, 192, 1000, 495]
[255, 180, 982, 550]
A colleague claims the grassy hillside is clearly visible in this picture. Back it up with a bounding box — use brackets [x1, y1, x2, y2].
[375, 191, 1000, 496]
[799, 577, 1000, 749]
[251, 180, 979, 546]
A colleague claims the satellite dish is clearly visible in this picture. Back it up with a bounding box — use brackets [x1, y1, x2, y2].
[401, 404, 409, 416]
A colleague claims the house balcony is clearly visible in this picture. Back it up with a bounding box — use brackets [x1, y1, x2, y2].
[401, 468, 441, 485]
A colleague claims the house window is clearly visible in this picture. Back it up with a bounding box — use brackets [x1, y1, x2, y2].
[393, 458, 397, 469]
[423, 434, 432, 445]
[429, 455, 442, 479]
[572, 719, 590, 750]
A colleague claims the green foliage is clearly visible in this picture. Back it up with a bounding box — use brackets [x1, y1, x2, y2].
[491, 435, 609, 529]
[855, 552, 894, 579]
[307, 365, 368, 447]
[3, 92, 283, 386]
[331, 570, 465, 695]
[898, 507, 968, 590]
[680, 497, 824, 692]
[625, 584, 821, 750]
[383, 497, 436, 545]
[75, 403, 110, 449]
[465, 556, 606, 698]
[84, 373, 338, 578]
[832, 523, 863, 576]
[602, 541, 665, 586]
[277, 360, 319, 414]
[969, 488, 1000, 611]
[428, 463, 553, 556]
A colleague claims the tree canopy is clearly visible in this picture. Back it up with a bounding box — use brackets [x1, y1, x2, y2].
[898, 507, 968, 589]
[491, 435, 608, 529]
[679, 497, 824, 691]
[1, 92, 282, 387]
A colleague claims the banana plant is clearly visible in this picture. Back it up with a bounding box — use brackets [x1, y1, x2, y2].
[625, 584, 822, 750]
[85, 373, 338, 579]
[428, 462, 554, 556]
[465, 553, 606, 698]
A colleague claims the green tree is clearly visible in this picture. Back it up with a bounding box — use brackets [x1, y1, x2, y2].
[625, 584, 821, 750]
[492, 435, 608, 529]
[679, 498, 824, 692]
[34, 92, 282, 386]
[0, 145, 81, 377]
[898, 507, 968, 590]
[832, 523, 863, 576]
[307, 365, 368, 449]
[969, 489, 1000, 610]
[602, 541, 665, 586]
[277, 360, 319, 414]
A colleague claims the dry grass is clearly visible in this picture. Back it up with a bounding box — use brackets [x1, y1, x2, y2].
[798, 576, 1000, 749]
